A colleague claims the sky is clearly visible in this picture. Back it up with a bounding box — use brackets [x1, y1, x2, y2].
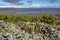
[0, 0, 60, 8]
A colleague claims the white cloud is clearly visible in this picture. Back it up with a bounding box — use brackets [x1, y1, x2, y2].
[0, 4, 59, 8]
[0, 6, 23, 8]
[28, 4, 40, 8]
[0, 4, 40, 8]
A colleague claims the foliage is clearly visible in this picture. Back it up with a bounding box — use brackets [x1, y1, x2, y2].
[0, 14, 56, 24]
[41, 14, 56, 25]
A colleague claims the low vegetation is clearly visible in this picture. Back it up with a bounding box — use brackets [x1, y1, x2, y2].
[0, 14, 56, 25]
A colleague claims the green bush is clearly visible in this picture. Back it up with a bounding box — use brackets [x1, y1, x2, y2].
[41, 14, 56, 25]
[0, 14, 56, 25]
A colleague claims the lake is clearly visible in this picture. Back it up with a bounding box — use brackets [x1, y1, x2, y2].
[0, 8, 60, 14]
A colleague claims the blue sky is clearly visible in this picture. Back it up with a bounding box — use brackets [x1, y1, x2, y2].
[0, 0, 60, 8]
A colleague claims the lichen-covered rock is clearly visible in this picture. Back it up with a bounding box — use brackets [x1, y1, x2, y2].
[0, 21, 60, 40]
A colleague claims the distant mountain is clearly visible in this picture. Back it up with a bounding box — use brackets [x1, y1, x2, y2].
[0, 8, 60, 14]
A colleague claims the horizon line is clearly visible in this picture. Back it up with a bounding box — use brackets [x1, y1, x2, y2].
[0, 6, 60, 8]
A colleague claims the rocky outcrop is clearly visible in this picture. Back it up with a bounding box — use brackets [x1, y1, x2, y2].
[0, 21, 60, 40]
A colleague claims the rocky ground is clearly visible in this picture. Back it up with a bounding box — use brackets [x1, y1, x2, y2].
[0, 20, 60, 40]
